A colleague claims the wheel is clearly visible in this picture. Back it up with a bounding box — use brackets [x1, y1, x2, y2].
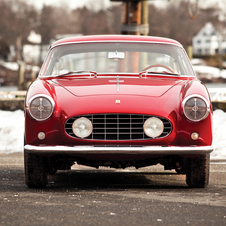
[142, 64, 175, 74]
[186, 154, 210, 188]
[24, 151, 48, 188]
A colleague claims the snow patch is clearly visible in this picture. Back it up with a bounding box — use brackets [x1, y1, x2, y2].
[212, 110, 226, 160]
[0, 110, 24, 154]
[193, 65, 226, 80]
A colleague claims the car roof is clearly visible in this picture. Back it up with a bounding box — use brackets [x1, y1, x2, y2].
[50, 35, 183, 49]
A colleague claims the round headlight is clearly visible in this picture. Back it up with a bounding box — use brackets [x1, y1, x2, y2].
[182, 95, 210, 122]
[143, 117, 164, 138]
[28, 94, 54, 121]
[72, 117, 93, 138]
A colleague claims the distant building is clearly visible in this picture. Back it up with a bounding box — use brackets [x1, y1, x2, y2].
[23, 30, 47, 64]
[23, 33, 82, 64]
[192, 22, 226, 56]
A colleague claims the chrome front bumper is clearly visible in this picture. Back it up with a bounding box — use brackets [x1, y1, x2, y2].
[24, 145, 213, 155]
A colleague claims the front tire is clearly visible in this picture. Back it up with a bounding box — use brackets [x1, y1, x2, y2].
[186, 154, 210, 188]
[24, 151, 48, 188]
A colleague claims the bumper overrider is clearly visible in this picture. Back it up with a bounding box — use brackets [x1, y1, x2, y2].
[24, 145, 213, 155]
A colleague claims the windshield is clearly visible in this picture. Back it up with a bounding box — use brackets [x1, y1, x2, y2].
[40, 42, 195, 77]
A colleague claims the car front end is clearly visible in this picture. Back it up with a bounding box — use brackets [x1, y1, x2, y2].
[24, 35, 213, 188]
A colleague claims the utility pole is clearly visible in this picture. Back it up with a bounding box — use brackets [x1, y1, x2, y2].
[110, 0, 149, 36]
[110, 0, 150, 72]
[141, 1, 149, 36]
[111, 0, 199, 35]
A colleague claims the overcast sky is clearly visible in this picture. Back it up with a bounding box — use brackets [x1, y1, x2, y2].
[26, 0, 170, 10]
[27, 0, 222, 11]
[27, 0, 115, 10]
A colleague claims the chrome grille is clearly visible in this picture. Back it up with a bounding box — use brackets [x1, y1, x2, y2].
[65, 114, 172, 140]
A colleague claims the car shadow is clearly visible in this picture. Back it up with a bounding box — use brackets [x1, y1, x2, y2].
[0, 167, 188, 192]
[46, 168, 188, 190]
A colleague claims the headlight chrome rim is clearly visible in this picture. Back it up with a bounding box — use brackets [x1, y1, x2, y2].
[143, 117, 164, 138]
[182, 94, 210, 122]
[72, 117, 93, 139]
[27, 94, 55, 121]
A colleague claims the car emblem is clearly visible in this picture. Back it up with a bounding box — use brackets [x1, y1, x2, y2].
[115, 100, 120, 104]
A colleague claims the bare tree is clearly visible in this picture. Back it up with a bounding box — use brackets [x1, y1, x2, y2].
[0, 0, 222, 63]
[148, 1, 219, 47]
[0, 0, 37, 61]
[107, 4, 124, 34]
[38, 5, 57, 45]
[212, 1, 226, 69]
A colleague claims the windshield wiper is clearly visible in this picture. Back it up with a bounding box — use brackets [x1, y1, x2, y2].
[55, 70, 97, 77]
[148, 71, 179, 76]
[139, 71, 179, 77]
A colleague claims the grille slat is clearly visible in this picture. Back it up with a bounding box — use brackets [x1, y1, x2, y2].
[65, 114, 172, 140]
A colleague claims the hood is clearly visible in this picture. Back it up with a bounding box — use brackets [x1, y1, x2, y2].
[52, 76, 185, 97]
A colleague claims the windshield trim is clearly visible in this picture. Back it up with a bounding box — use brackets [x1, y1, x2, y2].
[39, 41, 195, 78]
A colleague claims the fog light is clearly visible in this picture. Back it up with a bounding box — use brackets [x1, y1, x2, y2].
[191, 132, 199, 140]
[143, 117, 164, 138]
[72, 117, 93, 138]
[38, 132, 46, 140]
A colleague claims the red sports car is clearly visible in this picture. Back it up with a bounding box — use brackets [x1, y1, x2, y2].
[24, 35, 213, 188]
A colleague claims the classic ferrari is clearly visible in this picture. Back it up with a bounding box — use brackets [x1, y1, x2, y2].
[24, 35, 213, 188]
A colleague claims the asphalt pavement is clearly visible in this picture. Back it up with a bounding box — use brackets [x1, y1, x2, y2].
[0, 153, 226, 226]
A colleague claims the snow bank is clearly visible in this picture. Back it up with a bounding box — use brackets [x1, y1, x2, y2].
[191, 58, 226, 81]
[0, 60, 40, 73]
[193, 65, 226, 80]
[0, 110, 225, 160]
[212, 110, 226, 160]
[0, 110, 24, 154]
